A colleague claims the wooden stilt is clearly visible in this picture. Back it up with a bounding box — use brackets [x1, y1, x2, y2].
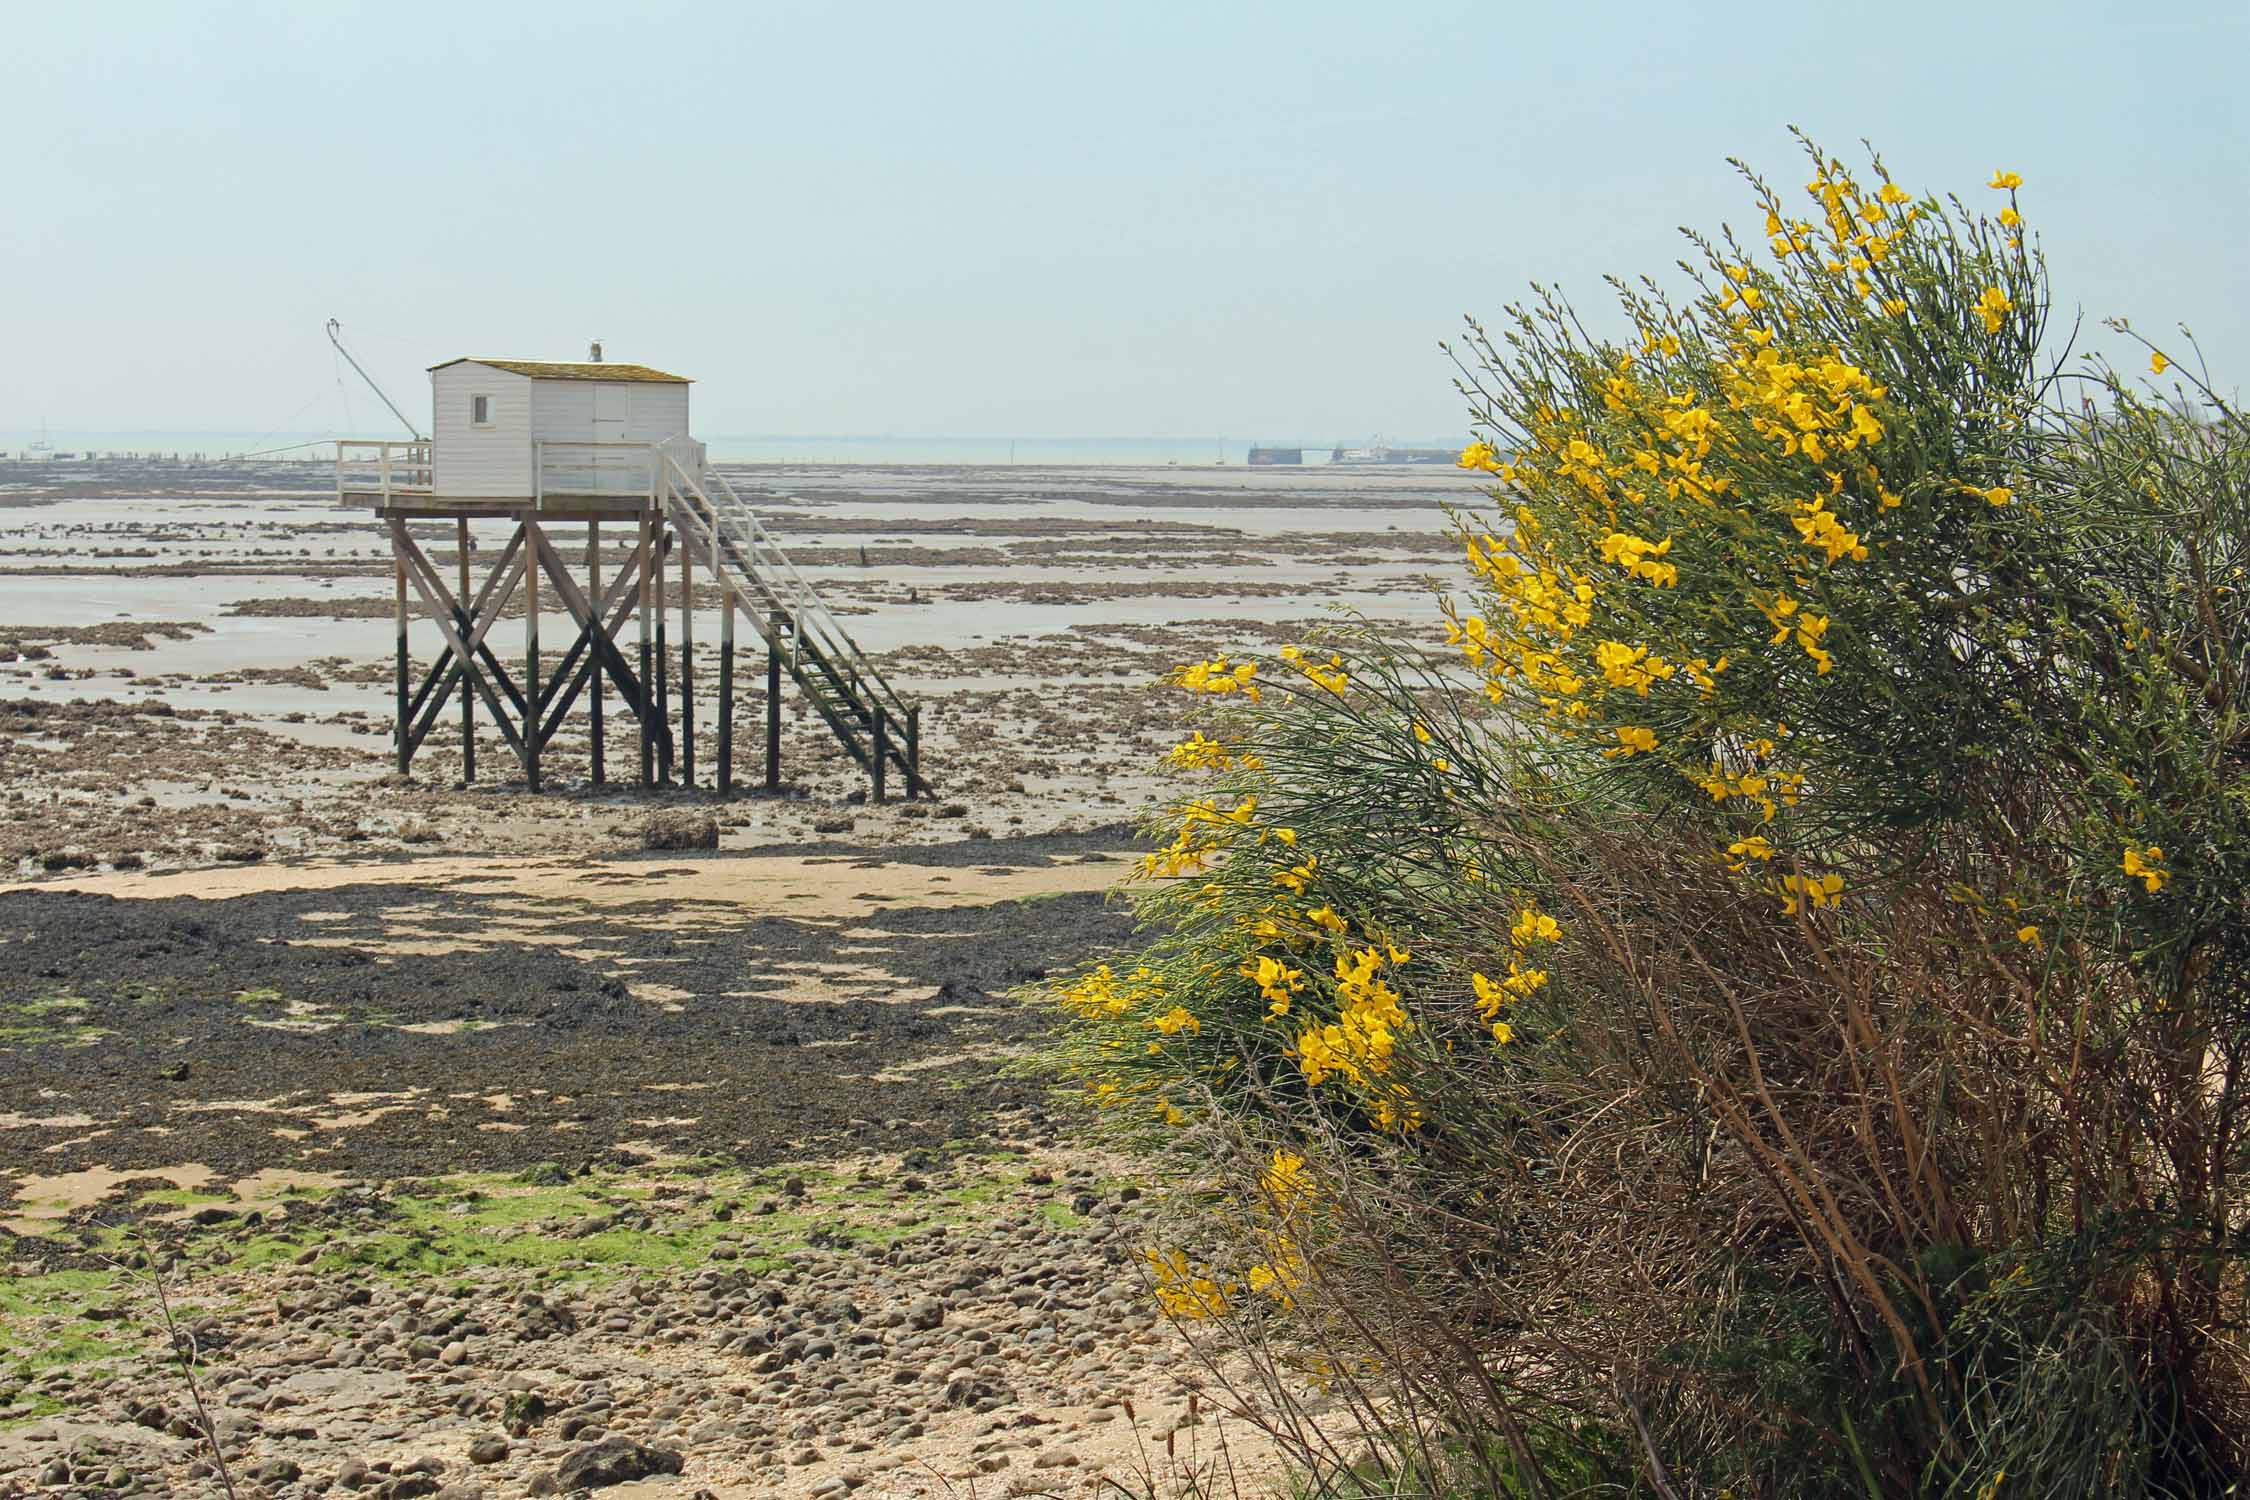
[394, 545, 410, 775]
[587, 520, 604, 785]
[872, 706, 888, 804]
[654, 525, 672, 784]
[718, 585, 735, 796]
[766, 612, 783, 791]
[679, 540, 695, 787]
[524, 514, 542, 793]
[457, 519, 474, 783]
[638, 513, 655, 787]
[907, 706, 921, 798]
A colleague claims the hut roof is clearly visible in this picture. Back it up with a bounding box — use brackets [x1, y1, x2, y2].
[429, 359, 690, 384]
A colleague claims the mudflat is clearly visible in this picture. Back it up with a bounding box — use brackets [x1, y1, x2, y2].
[0, 458, 1437, 1495]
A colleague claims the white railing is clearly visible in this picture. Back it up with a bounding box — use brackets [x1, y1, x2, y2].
[334, 440, 432, 506]
[531, 439, 701, 502]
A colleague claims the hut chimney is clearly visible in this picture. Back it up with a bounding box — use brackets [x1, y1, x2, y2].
[589, 340, 603, 363]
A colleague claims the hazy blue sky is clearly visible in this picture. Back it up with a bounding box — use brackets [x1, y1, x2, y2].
[5, 1, 2243, 442]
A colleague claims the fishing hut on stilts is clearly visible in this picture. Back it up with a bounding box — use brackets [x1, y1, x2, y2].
[335, 349, 927, 799]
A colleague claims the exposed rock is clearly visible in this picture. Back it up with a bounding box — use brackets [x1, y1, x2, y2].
[554, 1437, 685, 1490]
[640, 811, 719, 851]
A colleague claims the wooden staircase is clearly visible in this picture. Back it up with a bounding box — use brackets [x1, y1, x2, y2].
[653, 442, 927, 797]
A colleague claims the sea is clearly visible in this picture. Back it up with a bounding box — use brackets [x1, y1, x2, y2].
[0, 432, 1462, 468]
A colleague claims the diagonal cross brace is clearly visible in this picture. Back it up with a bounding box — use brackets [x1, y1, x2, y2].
[390, 519, 531, 768]
[527, 523, 673, 756]
[404, 528, 528, 757]
[395, 526, 530, 724]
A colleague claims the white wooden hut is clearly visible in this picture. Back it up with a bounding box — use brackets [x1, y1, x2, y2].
[424, 358, 693, 501]
[338, 348, 928, 802]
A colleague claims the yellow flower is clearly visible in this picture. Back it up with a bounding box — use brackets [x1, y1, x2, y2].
[1792, 501, 1868, 564]
[1472, 963, 1544, 1035]
[1457, 439, 1504, 474]
[1998, 206, 2021, 229]
[2121, 844, 2170, 894]
[1977, 286, 2013, 334]
[1167, 730, 1238, 771]
[1509, 906, 1562, 949]
[1240, 955, 1306, 1014]
[1279, 644, 1351, 695]
[1471, 970, 1506, 1014]
[1489, 1019, 1515, 1045]
[1144, 1248, 1231, 1320]
[2151, 351, 2170, 375]
[1609, 725, 1658, 757]
[1988, 170, 2023, 190]
[1151, 1006, 1201, 1036]
[1882, 297, 1908, 317]
[1777, 871, 1846, 915]
[1593, 639, 1676, 694]
[1172, 656, 1260, 702]
[2015, 925, 2041, 948]
[1725, 834, 1775, 871]
[1599, 530, 1678, 587]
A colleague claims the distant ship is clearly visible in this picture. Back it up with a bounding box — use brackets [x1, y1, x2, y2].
[1247, 439, 1454, 467]
[1330, 443, 1454, 466]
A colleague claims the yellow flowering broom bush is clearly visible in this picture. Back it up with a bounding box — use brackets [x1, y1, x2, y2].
[1046, 135, 2250, 1498]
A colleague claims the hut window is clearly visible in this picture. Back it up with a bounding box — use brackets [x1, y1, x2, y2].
[470, 395, 492, 427]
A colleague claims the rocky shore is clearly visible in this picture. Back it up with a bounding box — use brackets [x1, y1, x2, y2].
[4, 1151, 1261, 1500]
[1, 835, 1291, 1498]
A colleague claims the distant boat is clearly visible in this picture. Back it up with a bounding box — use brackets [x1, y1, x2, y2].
[1248, 445, 1303, 466]
[1331, 442, 1453, 466]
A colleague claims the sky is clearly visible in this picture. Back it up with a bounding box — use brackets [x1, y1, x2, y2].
[4, 0, 2244, 444]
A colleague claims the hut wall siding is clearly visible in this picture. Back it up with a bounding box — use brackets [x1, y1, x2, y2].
[531, 382, 597, 441]
[424, 365, 692, 501]
[528, 381, 691, 446]
[625, 383, 691, 441]
[430, 364, 534, 499]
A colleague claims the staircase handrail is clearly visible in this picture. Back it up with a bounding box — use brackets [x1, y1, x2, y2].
[651, 443, 913, 730]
